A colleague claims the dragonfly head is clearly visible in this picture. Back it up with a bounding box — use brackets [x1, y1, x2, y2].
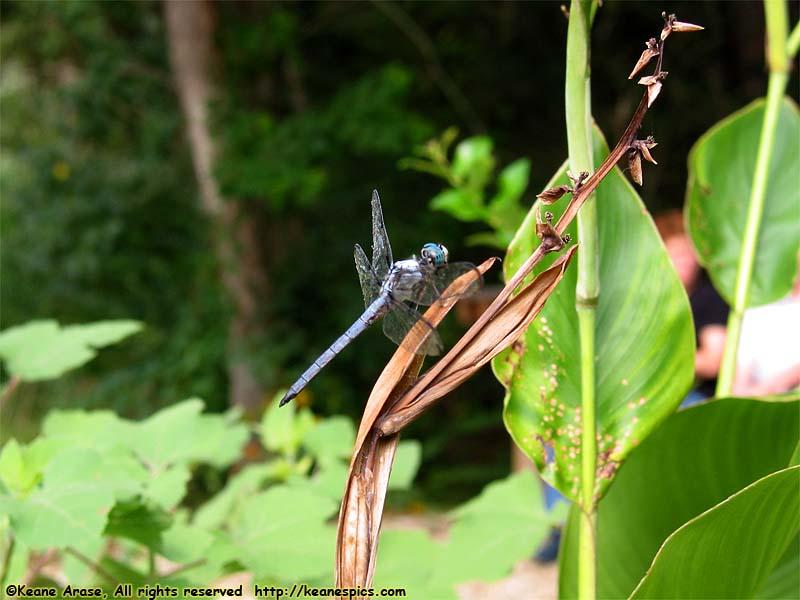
[421, 242, 449, 267]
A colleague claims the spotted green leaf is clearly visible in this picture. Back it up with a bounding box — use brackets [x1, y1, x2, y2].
[495, 127, 694, 506]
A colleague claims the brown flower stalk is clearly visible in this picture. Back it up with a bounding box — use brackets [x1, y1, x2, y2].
[335, 11, 702, 591]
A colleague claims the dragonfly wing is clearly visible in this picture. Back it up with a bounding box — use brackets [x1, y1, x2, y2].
[412, 261, 484, 306]
[354, 243, 382, 308]
[370, 190, 393, 281]
[382, 300, 444, 356]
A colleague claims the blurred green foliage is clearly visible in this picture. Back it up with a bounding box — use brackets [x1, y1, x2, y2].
[1, 0, 225, 415]
[402, 127, 530, 248]
[0, 367, 549, 595]
[0, 319, 142, 381]
[2, 0, 795, 501]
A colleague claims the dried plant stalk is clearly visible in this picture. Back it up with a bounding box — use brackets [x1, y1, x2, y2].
[335, 258, 496, 588]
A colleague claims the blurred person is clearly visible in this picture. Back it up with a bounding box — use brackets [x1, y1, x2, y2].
[655, 211, 729, 405]
[734, 274, 800, 396]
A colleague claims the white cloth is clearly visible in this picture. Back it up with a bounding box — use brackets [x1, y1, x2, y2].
[737, 295, 800, 383]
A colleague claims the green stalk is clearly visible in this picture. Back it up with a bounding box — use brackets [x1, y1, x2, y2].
[787, 20, 800, 58]
[716, 0, 791, 396]
[566, 1, 598, 597]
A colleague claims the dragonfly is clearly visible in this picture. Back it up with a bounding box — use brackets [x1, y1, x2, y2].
[280, 190, 482, 406]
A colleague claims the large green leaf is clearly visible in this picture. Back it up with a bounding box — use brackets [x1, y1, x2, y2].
[40, 400, 248, 510]
[387, 440, 421, 491]
[496, 127, 694, 506]
[0, 319, 142, 381]
[260, 398, 315, 457]
[2, 447, 123, 549]
[193, 463, 277, 529]
[103, 499, 172, 550]
[631, 466, 799, 599]
[686, 97, 800, 307]
[0, 438, 62, 494]
[756, 534, 800, 599]
[41, 409, 133, 451]
[131, 399, 248, 470]
[372, 529, 441, 599]
[42, 401, 249, 471]
[230, 485, 338, 582]
[158, 522, 224, 585]
[143, 463, 192, 510]
[559, 397, 799, 599]
[301, 415, 355, 467]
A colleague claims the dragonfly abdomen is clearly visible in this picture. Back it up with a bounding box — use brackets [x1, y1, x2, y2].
[279, 297, 391, 406]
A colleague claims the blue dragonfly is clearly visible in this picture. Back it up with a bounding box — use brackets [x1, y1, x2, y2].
[280, 190, 481, 406]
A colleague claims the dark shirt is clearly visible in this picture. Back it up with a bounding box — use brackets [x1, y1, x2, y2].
[689, 275, 729, 397]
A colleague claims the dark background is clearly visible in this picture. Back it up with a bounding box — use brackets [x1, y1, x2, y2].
[2, 0, 796, 502]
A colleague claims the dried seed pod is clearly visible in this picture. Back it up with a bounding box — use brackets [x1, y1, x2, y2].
[628, 149, 643, 186]
[639, 141, 658, 164]
[536, 208, 567, 253]
[537, 184, 572, 204]
[567, 170, 589, 188]
[632, 136, 658, 164]
[646, 81, 663, 107]
[639, 73, 667, 107]
[660, 12, 676, 40]
[629, 38, 660, 79]
[672, 21, 704, 33]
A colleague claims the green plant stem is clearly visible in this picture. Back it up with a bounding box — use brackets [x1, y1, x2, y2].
[786, 20, 800, 58]
[566, 1, 598, 598]
[716, 0, 791, 396]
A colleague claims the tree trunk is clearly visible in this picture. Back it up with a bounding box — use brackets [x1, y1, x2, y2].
[164, 0, 267, 413]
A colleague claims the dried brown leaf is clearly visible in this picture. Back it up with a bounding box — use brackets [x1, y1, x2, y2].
[537, 184, 572, 205]
[335, 258, 496, 591]
[336, 433, 398, 590]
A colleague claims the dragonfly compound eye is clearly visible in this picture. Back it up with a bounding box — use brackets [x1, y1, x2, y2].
[421, 242, 448, 267]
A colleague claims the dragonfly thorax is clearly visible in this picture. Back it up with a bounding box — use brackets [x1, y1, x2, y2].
[381, 259, 426, 302]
